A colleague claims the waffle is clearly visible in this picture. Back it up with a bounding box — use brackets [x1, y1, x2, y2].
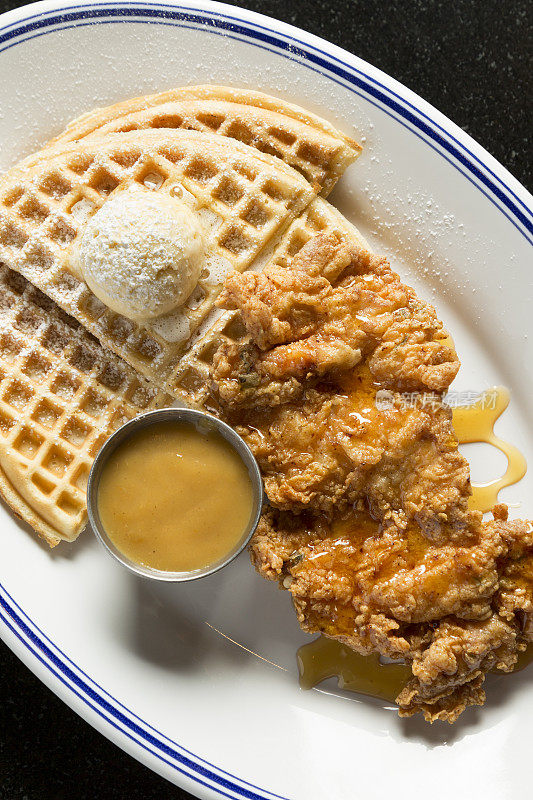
[0, 265, 170, 546]
[45, 85, 362, 196]
[0, 129, 318, 394]
[171, 197, 370, 409]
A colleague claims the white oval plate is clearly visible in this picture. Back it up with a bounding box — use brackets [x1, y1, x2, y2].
[0, 2, 532, 799]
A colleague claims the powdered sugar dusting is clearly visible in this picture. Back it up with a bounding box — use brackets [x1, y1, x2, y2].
[150, 308, 191, 343]
[203, 253, 233, 285]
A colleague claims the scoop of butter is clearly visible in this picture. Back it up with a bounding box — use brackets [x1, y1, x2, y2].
[76, 187, 205, 321]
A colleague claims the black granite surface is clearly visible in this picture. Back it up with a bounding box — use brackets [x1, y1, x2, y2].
[0, 1, 531, 799]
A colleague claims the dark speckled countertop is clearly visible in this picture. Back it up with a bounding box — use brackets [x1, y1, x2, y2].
[0, 1, 531, 798]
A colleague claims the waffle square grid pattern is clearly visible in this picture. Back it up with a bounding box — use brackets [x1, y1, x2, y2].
[0, 130, 317, 394]
[0, 265, 171, 543]
[60, 97, 358, 195]
[172, 196, 369, 408]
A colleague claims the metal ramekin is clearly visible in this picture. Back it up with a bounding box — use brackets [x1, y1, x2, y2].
[86, 408, 264, 582]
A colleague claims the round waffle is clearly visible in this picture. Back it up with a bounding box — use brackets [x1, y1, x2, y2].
[0, 128, 319, 394]
[0, 266, 170, 545]
[45, 85, 362, 196]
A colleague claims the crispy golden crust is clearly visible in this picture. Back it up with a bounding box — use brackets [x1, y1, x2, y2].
[213, 230, 533, 722]
[214, 232, 462, 525]
[252, 509, 532, 722]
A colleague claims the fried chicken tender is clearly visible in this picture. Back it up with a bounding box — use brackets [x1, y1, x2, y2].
[227, 380, 471, 534]
[218, 231, 459, 394]
[252, 507, 532, 722]
[494, 504, 533, 636]
[211, 230, 533, 722]
[214, 232, 464, 530]
[397, 615, 519, 723]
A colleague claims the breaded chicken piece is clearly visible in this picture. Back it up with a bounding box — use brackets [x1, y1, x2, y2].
[397, 615, 519, 722]
[218, 231, 459, 394]
[225, 378, 470, 534]
[212, 230, 533, 722]
[252, 506, 532, 722]
[214, 232, 465, 531]
[494, 503, 533, 635]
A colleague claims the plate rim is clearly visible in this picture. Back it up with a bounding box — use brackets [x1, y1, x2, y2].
[0, 0, 531, 241]
[0, 2, 532, 799]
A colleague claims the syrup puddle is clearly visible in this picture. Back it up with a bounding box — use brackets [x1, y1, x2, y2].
[452, 386, 527, 512]
[297, 637, 410, 702]
[298, 387, 528, 699]
[298, 637, 533, 701]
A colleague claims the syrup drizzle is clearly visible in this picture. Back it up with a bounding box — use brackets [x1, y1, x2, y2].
[452, 386, 527, 513]
[298, 387, 529, 700]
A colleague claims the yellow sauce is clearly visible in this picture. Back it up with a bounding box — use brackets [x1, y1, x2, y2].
[97, 421, 254, 572]
[452, 386, 527, 513]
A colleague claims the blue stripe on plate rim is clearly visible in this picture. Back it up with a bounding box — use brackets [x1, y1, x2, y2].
[0, 2, 531, 798]
[0, 579, 288, 800]
[0, 1, 531, 242]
